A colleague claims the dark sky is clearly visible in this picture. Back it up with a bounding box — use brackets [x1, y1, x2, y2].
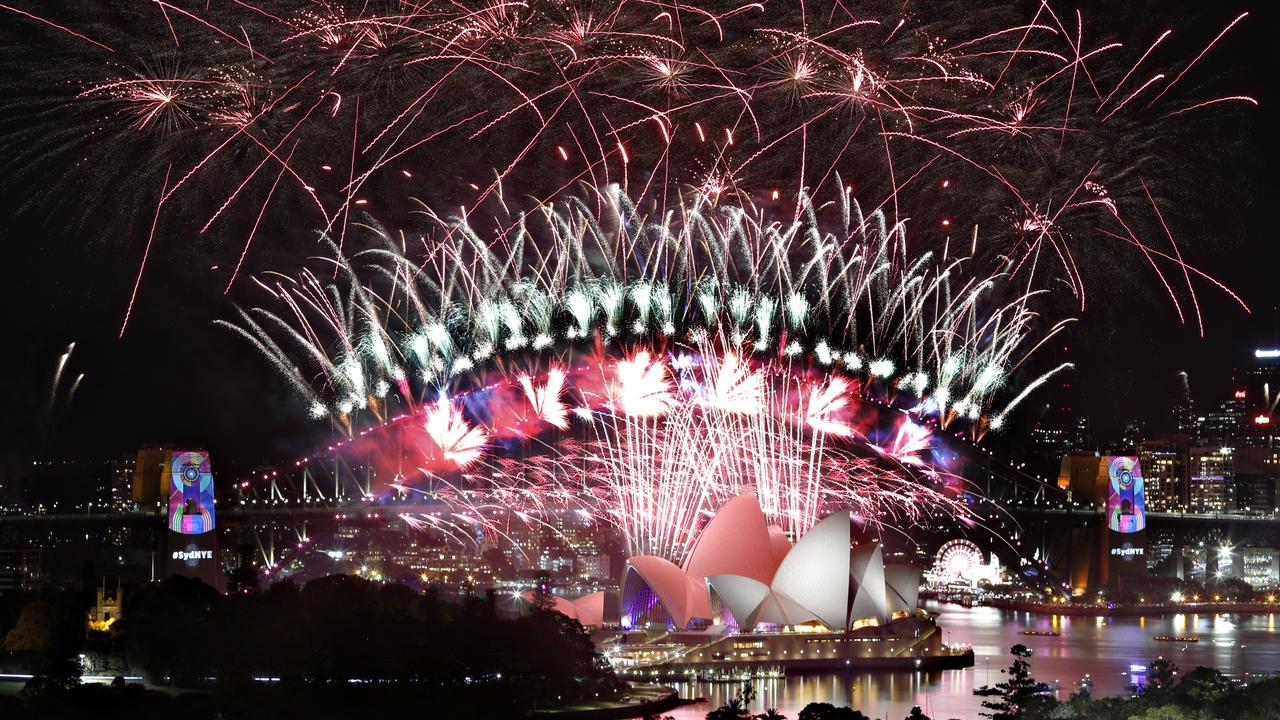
[0, 0, 1275, 476]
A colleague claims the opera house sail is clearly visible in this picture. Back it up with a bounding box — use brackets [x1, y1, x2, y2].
[604, 495, 973, 672]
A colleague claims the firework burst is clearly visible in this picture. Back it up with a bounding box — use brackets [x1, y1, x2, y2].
[219, 188, 1053, 558]
[0, 1, 1255, 336]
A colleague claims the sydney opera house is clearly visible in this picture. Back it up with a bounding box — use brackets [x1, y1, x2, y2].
[557, 496, 973, 671]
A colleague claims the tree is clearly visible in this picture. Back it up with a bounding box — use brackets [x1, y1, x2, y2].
[3, 600, 54, 652]
[1124, 706, 1204, 720]
[4, 594, 88, 689]
[757, 709, 787, 720]
[483, 547, 515, 578]
[1174, 666, 1229, 710]
[706, 697, 752, 720]
[974, 644, 1055, 720]
[797, 703, 870, 720]
[121, 575, 219, 686]
[1139, 658, 1178, 697]
[529, 570, 561, 614]
[1214, 675, 1280, 720]
[707, 683, 756, 720]
[1045, 692, 1096, 719]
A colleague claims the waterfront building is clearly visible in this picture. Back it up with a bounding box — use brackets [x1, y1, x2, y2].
[1241, 548, 1280, 588]
[599, 495, 969, 673]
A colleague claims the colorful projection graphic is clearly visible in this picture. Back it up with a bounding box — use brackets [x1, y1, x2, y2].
[168, 451, 215, 535]
[1106, 456, 1145, 534]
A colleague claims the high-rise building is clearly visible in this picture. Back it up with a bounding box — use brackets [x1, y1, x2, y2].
[1116, 421, 1145, 455]
[1188, 447, 1233, 514]
[1199, 395, 1245, 445]
[1029, 423, 1072, 466]
[1239, 410, 1279, 449]
[1173, 371, 1196, 436]
[1139, 437, 1188, 512]
[1234, 349, 1280, 448]
[109, 456, 134, 511]
[1245, 348, 1280, 413]
[1234, 447, 1280, 513]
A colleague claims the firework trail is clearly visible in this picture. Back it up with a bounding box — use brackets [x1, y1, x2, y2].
[0, 1, 1255, 334]
[47, 342, 75, 415]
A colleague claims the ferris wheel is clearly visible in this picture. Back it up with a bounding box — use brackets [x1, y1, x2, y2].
[932, 539, 987, 585]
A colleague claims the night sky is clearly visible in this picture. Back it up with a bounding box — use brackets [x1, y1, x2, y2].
[0, 0, 1274, 477]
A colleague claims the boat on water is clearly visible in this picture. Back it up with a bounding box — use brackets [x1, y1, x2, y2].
[1154, 635, 1200, 643]
[1021, 630, 1060, 637]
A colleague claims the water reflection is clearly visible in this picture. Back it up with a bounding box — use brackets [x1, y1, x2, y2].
[648, 602, 1280, 720]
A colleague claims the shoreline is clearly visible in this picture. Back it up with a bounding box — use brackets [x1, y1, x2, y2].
[978, 599, 1280, 617]
[531, 684, 681, 720]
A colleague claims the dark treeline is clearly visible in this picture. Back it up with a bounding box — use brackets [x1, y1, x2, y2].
[0, 574, 620, 719]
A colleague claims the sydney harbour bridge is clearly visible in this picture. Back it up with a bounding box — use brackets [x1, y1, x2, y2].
[4, 439, 1276, 596]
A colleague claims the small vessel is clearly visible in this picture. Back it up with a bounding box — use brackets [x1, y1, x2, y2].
[1154, 635, 1199, 643]
[1021, 630, 1060, 637]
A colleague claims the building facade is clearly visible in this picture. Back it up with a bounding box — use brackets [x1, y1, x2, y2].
[1188, 447, 1233, 514]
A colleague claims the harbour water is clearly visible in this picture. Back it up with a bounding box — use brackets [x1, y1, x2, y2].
[645, 602, 1280, 719]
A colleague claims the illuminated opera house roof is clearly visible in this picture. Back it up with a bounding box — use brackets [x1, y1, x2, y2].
[519, 591, 607, 627]
[621, 495, 921, 631]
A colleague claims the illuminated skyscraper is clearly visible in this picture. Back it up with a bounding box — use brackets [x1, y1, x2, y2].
[1173, 371, 1196, 436]
[1139, 438, 1188, 512]
[1199, 395, 1245, 445]
[1188, 447, 1233, 514]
